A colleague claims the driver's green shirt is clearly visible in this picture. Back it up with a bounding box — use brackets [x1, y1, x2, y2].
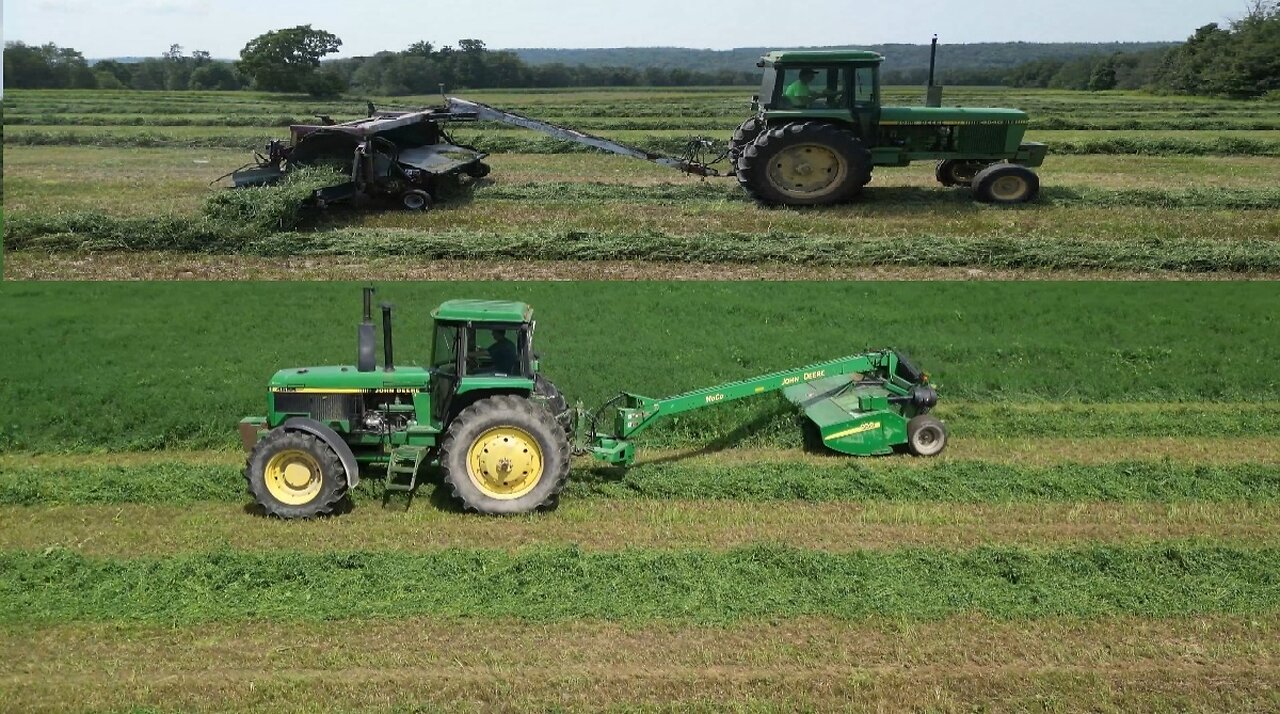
[783, 79, 813, 107]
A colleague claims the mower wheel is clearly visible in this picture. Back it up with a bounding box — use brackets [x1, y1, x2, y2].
[935, 160, 990, 187]
[244, 429, 348, 518]
[737, 121, 871, 206]
[400, 189, 433, 211]
[905, 415, 948, 457]
[972, 163, 1040, 204]
[466, 162, 492, 179]
[439, 395, 571, 515]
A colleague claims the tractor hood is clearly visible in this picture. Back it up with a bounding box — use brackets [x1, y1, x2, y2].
[879, 106, 1029, 125]
[268, 365, 431, 392]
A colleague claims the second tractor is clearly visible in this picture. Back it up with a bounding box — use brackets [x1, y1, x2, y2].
[240, 289, 948, 518]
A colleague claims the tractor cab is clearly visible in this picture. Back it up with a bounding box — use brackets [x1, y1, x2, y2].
[429, 299, 539, 422]
[758, 51, 883, 132]
[733, 46, 1047, 206]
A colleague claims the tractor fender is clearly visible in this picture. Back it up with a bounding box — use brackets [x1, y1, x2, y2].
[280, 417, 361, 488]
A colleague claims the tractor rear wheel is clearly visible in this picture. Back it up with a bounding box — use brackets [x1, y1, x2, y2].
[439, 395, 570, 515]
[728, 117, 765, 169]
[245, 430, 348, 518]
[905, 415, 948, 457]
[935, 160, 990, 187]
[972, 164, 1040, 204]
[737, 122, 871, 206]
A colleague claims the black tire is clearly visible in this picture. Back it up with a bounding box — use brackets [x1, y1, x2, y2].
[728, 117, 765, 168]
[466, 162, 491, 179]
[533, 374, 571, 425]
[401, 189, 433, 211]
[736, 121, 871, 206]
[972, 164, 1040, 204]
[905, 415, 948, 457]
[438, 395, 571, 515]
[935, 160, 990, 187]
[244, 429, 348, 519]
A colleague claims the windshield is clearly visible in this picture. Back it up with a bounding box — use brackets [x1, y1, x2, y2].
[853, 66, 877, 107]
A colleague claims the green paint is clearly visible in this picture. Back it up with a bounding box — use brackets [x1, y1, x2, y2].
[756, 51, 1046, 167]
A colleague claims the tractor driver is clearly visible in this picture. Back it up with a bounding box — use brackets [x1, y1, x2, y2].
[483, 330, 519, 375]
[784, 69, 839, 108]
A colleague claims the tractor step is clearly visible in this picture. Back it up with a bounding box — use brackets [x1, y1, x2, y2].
[385, 446, 430, 493]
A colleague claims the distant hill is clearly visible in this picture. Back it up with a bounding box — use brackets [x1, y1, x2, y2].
[510, 43, 1177, 74]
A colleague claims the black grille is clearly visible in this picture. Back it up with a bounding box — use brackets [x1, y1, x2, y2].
[957, 124, 1009, 153]
[273, 393, 361, 422]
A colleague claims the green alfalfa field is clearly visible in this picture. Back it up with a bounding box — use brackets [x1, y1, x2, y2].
[1, 280, 1280, 711]
[3, 85, 1280, 279]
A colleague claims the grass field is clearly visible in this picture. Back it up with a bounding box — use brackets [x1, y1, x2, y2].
[3, 85, 1280, 711]
[1, 280, 1279, 710]
[4, 86, 1279, 279]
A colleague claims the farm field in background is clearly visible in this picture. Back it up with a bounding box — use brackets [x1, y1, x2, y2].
[4, 86, 1280, 279]
[1, 280, 1279, 710]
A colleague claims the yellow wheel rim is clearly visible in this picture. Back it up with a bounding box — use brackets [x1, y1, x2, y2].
[466, 426, 544, 500]
[264, 449, 323, 505]
[990, 175, 1028, 201]
[767, 143, 848, 199]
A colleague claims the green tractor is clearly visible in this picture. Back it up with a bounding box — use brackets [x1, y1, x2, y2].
[240, 289, 947, 518]
[729, 48, 1048, 206]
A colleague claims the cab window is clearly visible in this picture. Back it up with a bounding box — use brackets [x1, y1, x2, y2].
[466, 326, 524, 376]
[776, 67, 848, 109]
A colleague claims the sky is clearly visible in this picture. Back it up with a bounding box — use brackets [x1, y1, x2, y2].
[2, 0, 1253, 58]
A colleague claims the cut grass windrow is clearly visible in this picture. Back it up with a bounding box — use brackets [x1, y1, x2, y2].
[8, 218, 1280, 273]
[5, 501, 1276, 557]
[16, 252, 1280, 281]
[3, 543, 1277, 624]
[2, 460, 1277, 507]
[469, 182, 1280, 210]
[5, 615, 1277, 713]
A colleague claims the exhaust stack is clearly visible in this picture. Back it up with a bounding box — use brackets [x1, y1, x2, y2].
[381, 303, 396, 372]
[357, 287, 377, 373]
[926, 35, 943, 108]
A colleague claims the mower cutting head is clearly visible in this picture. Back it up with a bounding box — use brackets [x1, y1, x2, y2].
[781, 351, 941, 457]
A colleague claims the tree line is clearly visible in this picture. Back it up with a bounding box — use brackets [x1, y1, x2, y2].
[2, 29, 755, 96]
[4, 3, 1276, 99]
[1003, 1, 1278, 97]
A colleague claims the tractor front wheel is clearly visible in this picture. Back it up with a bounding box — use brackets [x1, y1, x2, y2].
[972, 164, 1040, 204]
[935, 160, 990, 187]
[439, 395, 570, 515]
[737, 122, 871, 206]
[905, 415, 948, 457]
[245, 430, 348, 518]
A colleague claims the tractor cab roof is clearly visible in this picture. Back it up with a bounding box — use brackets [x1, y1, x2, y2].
[432, 299, 533, 324]
[761, 50, 885, 66]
